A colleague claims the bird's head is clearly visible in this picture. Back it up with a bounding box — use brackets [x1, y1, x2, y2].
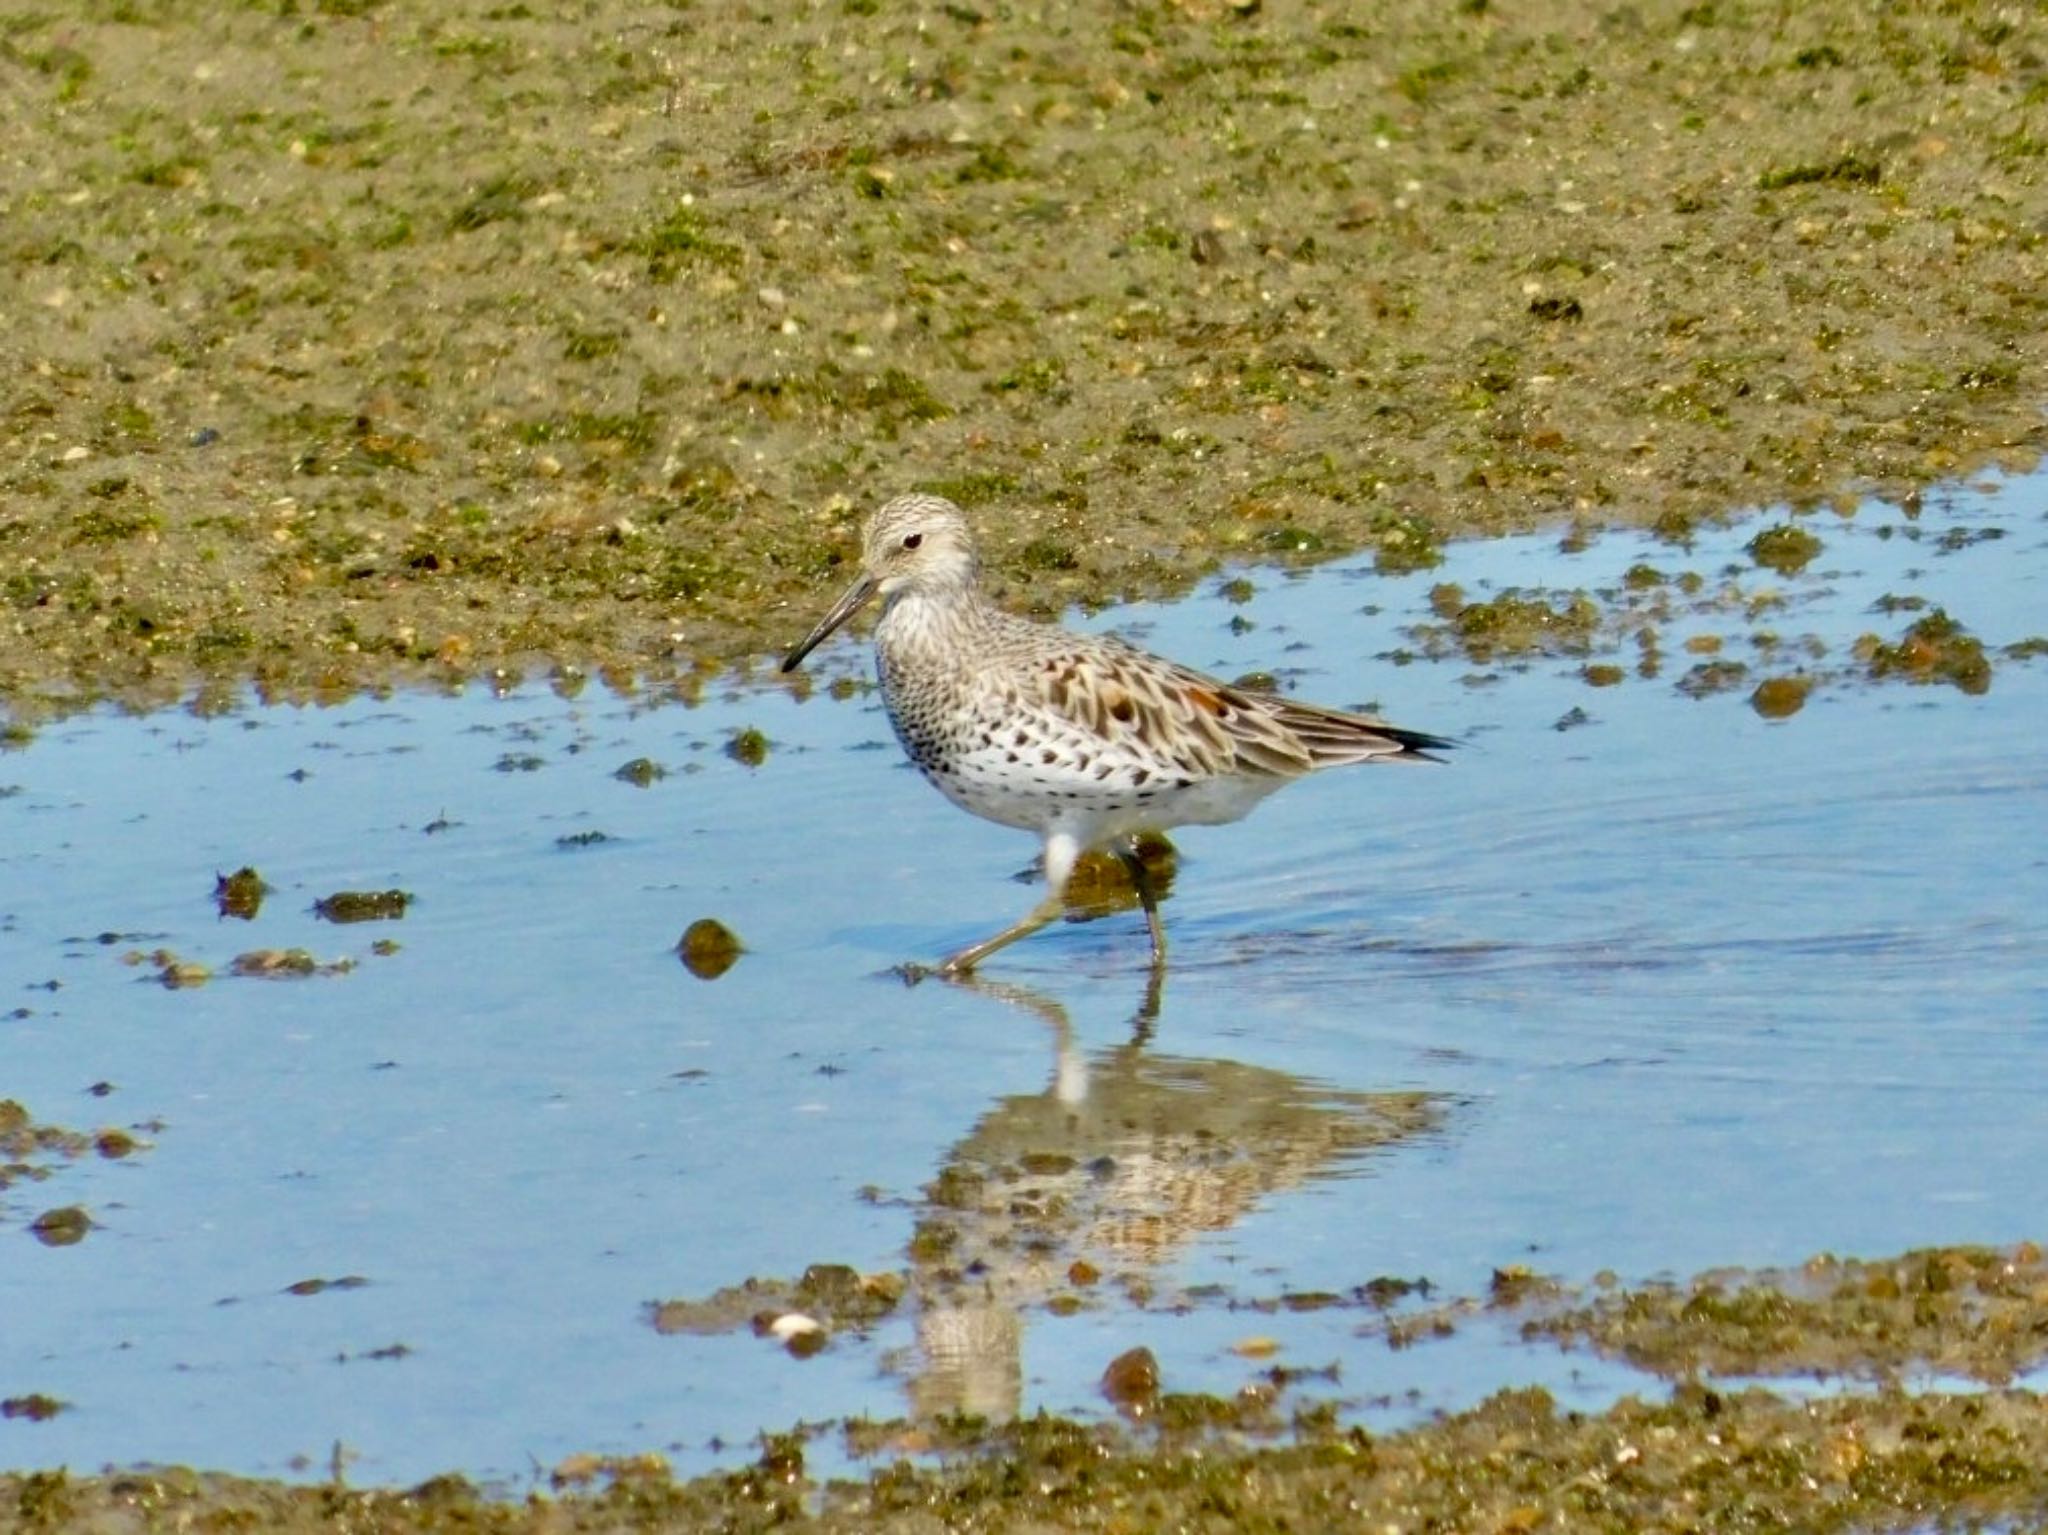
[780, 494, 980, 671]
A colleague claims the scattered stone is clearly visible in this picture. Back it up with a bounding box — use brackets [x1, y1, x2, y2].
[1749, 675, 1814, 719]
[767, 1313, 827, 1358]
[28, 1206, 91, 1247]
[1101, 1346, 1161, 1411]
[677, 918, 744, 980]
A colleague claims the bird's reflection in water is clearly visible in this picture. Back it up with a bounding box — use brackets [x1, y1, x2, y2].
[902, 967, 1445, 1422]
[645, 967, 1446, 1427]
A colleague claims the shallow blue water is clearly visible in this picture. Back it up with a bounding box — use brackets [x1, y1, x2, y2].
[1, 472, 2044, 1487]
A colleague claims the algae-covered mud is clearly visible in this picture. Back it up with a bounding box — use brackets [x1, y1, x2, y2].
[9, 1254, 2048, 1532]
[3, 0, 2046, 706]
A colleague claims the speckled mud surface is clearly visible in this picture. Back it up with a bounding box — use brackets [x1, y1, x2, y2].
[4, 0, 2046, 707]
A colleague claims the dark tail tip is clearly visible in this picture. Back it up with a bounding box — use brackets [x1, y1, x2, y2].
[1388, 724, 1458, 762]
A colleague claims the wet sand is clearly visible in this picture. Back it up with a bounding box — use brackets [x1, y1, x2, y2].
[3, 0, 2044, 712]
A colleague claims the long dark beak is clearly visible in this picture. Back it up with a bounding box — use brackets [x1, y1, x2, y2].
[780, 573, 879, 672]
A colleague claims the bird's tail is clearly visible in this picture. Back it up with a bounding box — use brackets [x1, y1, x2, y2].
[1268, 697, 1458, 767]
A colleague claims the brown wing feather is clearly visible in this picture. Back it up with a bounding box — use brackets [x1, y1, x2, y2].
[1009, 632, 1448, 780]
[1012, 639, 1308, 779]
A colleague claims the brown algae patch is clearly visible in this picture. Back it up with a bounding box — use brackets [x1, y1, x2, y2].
[3, 0, 2048, 707]
[613, 757, 668, 788]
[1397, 492, 2038, 708]
[126, 942, 363, 985]
[0, 1099, 152, 1196]
[313, 890, 414, 924]
[14, 1378, 2048, 1533]
[0, 1395, 66, 1423]
[1747, 523, 1827, 576]
[230, 948, 356, 979]
[724, 728, 771, 769]
[1411, 588, 1603, 663]
[26, 1206, 93, 1248]
[211, 866, 270, 921]
[1522, 1242, 2048, 1385]
[1861, 608, 1996, 694]
[648, 1264, 905, 1357]
[1750, 673, 1817, 718]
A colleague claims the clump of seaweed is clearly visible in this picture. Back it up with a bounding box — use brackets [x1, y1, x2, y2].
[1864, 610, 1991, 695]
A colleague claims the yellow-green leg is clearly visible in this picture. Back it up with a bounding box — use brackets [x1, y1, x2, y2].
[935, 892, 1066, 977]
[932, 829, 1085, 977]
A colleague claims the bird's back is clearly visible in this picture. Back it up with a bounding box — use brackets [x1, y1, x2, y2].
[874, 591, 1443, 839]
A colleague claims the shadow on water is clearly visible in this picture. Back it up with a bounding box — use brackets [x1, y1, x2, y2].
[2, 469, 2046, 1485]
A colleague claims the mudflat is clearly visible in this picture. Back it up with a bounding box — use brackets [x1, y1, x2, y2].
[4, 0, 2042, 708]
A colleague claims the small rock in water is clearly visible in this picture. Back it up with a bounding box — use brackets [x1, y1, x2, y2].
[29, 1206, 92, 1247]
[677, 918, 744, 980]
[1749, 675, 1813, 719]
[1101, 1345, 1160, 1411]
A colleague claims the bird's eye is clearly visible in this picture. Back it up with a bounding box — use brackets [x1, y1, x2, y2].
[901, 532, 923, 550]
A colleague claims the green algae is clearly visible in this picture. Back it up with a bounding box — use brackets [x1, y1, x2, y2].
[313, 889, 413, 924]
[1419, 589, 1602, 662]
[724, 727, 771, 767]
[13, 1376, 2048, 1534]
[2, 0, 2045, 708]
[211, 866, 269, 921]
[1747, 523, 1826, 575]
[0, 1395, 66, 1423]
[12, 1241, 2048, 1528]
[1522, 1243, 2048, 1386]
[1864, 609, 1994, 694]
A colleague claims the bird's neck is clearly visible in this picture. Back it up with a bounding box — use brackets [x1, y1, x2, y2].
[875, 582, 997, 666]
